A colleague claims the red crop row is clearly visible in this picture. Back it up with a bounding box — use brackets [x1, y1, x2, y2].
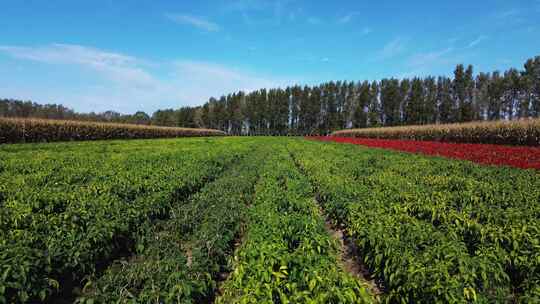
[309, 136, 540, 170]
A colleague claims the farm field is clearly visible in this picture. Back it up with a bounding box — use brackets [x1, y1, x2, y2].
[1, 137, 539, 303]
[331, 119, 540, 146]
[0, 117, 225, 144]
[311, 136, 540, 170]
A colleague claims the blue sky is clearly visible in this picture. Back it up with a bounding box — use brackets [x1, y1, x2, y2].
[1, 0, 539, 114]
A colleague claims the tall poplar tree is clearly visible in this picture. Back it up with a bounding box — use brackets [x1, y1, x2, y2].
[380, 78, 401, 126]
[438, 77, 454, 123]
[523, 56, 540, 117]
[405, 78, 424, 124]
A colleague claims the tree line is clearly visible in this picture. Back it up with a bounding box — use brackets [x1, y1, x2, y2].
[0, 100, 153, 125]
[2, 55, 539, 135]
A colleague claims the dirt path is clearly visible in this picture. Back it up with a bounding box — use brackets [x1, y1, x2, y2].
[320, 211, 382, 296]
[287, 146, 383, 297]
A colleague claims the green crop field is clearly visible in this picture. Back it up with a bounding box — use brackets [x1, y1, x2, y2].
[1, 137, 539, 303]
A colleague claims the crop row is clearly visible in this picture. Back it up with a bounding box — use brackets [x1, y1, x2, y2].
[78, 142, 267, 303]
[311, 136, 540, 170]
[0, 138, 252, 303]
[0, 117, 225, 144]
[331, 118, 540, 146]
[287, 139, 540, 303]
[217, 141, 374, 303]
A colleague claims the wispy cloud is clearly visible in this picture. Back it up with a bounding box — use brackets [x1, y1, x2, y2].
[307, 17, 322, 25]
[0, 44, 156, 88]
[225, 0, 269, 12]
[173, 61, 292, 95]
[400, 45, 474, 78]
[165, 14, 221, 32]
[378, 37, 406, 59]
[0, 44, 137, 67]
[288, 11, 297, 22]
[467, 35, 487, 48]
[336, 12, 372, 35]
[492, 8, 528, 25]
[407, 48, 455, 68]
[273, 1, 285, 25]
[0, 44, 169, 112]
[400, 33, 491, 77]
[447, 37, 459, 44]
[225, 0, 294, 26]
[0, 44, 297, 113]
[338, 12, 358, 24]
[494, 8, 520, 19]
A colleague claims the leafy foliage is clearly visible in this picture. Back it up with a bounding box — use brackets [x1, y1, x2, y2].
[217, 142, 374, 303]
[78, 141, 265, 303]
[2, 137, 538, 303]
[0, 138, 249, 303]
[288, 139, 540, 303]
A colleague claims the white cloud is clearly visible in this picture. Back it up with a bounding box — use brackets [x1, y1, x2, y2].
[0, 44, 137, 67]
[378, 37, 406, 59]
[467, 35, 487, 48]
[0, 44, 158, 90]
[172, 61, 293, 100]
[0, 44, 297, 113]
[165, 14, 221, 32]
